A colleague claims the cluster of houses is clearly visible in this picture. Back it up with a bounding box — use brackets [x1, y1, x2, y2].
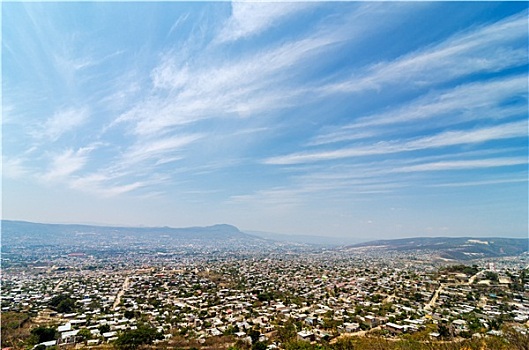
[2, 250, 528, 349]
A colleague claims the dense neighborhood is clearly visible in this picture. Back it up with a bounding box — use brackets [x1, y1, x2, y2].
[2, 244, 528, 350]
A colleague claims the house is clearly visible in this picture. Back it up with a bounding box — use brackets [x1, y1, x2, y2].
[385, 322, 405, 334]
[32, 340, 56, 349]
[343, 322, 360, 333]
[297, 330, 315, 342]
[452, 319, 467, 334]
[87, 339, 100, 346]
[57, 323, 72, 333]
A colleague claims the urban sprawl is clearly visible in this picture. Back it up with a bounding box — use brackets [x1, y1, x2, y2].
[2, 244, 529, 350]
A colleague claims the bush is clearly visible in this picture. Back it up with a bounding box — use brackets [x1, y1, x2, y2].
[114, 325, 163, 350]
[30, 326, 57, 344]
[48, 295, 76, 313]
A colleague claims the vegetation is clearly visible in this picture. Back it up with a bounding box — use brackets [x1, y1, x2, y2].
[0, 312, 31, 348]
[30, 326, 58, 345]
[48, 294, 76, 313]
[113, 325, 163, 350]
[280, 331, 528, 350]
[443, 265, 479, 276]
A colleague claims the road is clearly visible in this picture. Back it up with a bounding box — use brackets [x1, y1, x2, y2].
[425, 270, 482, 311]
[425, 284, 443, 311]
[466, 271, 482, 285]
[53, 278, 65, 292]
[113, 276, 130, 309]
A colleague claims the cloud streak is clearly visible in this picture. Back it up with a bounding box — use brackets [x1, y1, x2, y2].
[35, 107, 89, 141]
[321, 10, 528, 94]
[217, 2, 314, 43]
[40, 145, 96, 182]
[397, 157, 528, 173]
[265, 120, 528, 165]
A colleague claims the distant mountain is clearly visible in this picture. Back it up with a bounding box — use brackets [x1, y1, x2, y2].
[1, 220, 261, 248]
[246, 230, 363, 246]
[343, 236, 529, 260]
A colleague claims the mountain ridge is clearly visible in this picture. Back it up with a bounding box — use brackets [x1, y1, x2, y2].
[344, 236, 528, 260]
[1, 220, 258, 247]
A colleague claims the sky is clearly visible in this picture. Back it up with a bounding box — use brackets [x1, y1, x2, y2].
[2, 1, 528, 240]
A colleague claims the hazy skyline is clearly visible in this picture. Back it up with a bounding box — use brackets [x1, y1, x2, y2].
[3, 2, 528, 239]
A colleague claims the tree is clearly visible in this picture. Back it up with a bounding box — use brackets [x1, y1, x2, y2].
[485, 271, 499, 282]
[49, 295, 76, 313]
[252, 341, 267, 350]
[98, 324, 111, 334]
[30, 326, 57, 344]
[438, 323, 451, 339]
[114, 325, 163, 350]
[332, 337, 355, 350]
[248, 329, 260, 344]
[277, 319, 297, 343]
[77, 328, 92, 343]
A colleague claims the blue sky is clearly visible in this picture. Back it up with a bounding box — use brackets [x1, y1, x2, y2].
[3, 1, 528, 239]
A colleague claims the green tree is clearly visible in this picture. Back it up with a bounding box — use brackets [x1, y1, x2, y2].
[77, 328, 92, 343]
[252, 341, 267, 350]
[98, 324, 111, 334]
[30, 326, 57, 344]
[277, 319, 297, 342]
[332, 336, 355, 350]
[438, 323, 451, 339]
[248, 329, 260, 344]
[114, 325, 163, 350]
[485, 271, 499, 282]
[49, 295, 76, 313]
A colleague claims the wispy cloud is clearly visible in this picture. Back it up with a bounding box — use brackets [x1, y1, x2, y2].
[69, 173, 152, 197]
[397, 157, 528, 173]
[344, 75, 527, 131]
[322, 11, 528, 94]
[2, 157, 29, 179]
[432, 178, 528, 188]
[309, 74, 527, 146]
[216, 2, 314, 43]
[115, 36, 329, 135]
[265, 120, 528, 165]
[114, 3, 419, 137]
[34, 107, 89, 141]
[121, 134, 203, 166]
[40, 145, 97, 182]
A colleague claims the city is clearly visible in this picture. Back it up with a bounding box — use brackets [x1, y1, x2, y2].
[3, 2, 528, 350]
[2, 234, 528, 350]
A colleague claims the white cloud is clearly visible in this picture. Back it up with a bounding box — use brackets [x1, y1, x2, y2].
[265, 120, 528, 165]
[121, 134, 203, 166]
[432, 178, 528, 188]
[405, 120, 527, 149]
[41, 145, 96, 182]
[3, 157, 29, 179]
[69, 172, 153, 197]
[36, 107, 89, 141]
[397, 157, 528, 173]
[115, 3, 418, 137]
[217, 2, 313, 43]
[117, 30, 343, 136]
[322, 11, 528, 94]
[348, 75, 528, 130]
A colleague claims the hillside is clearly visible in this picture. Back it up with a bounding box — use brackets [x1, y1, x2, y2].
[343, 236, 528, 260]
